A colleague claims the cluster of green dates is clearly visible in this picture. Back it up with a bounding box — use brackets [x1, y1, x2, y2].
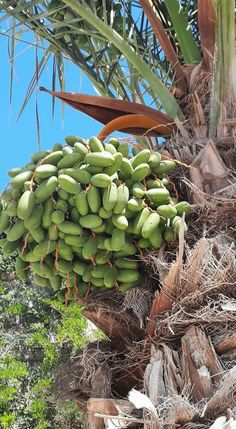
[0, 136, 190, 302]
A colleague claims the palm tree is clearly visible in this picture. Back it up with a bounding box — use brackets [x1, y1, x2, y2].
[0, 1, 236, 428]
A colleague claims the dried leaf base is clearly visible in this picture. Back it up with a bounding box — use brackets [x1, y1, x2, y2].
[52, 140, 236, 428]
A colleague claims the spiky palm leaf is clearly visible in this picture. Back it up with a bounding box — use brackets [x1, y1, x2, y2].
[0, 1, 202, 119]
[0, 1, 179, 110]
[1, 0, 235, 139]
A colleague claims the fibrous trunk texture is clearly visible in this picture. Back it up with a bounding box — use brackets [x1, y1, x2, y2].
[53, 133, 236, 429]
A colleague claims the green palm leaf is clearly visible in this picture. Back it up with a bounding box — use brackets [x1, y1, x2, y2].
[0, 0, 185, 118]
[61, 0, 183, 119]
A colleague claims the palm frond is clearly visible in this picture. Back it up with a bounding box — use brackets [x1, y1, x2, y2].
[164, 0, 201, 64]
[0, 0, 187, 119]
[60, 0, 183, 119]
[140, 0, 186, 95]
[4, 0, 231, 138]
[17, 45, 51, 120]
[8, 17, 16, 105]
[35, 33, 41, 150]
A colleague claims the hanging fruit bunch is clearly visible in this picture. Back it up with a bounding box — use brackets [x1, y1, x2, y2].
[0, 136, 190, 302]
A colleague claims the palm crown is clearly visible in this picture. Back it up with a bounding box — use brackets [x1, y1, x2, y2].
[1, 0, 235, 142]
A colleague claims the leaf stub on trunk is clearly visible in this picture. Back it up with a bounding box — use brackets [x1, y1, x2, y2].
[197, 0, 216, 71]
[182, 326, 222, 402]
[140, 0, 186, 95]
[82, 307, 144, 346]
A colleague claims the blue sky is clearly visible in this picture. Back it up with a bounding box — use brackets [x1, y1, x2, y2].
[0, 31, 102, 190]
